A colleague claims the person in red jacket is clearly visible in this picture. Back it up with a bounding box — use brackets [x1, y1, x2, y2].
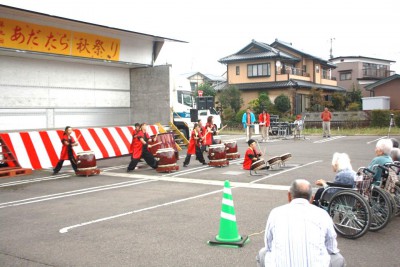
[127, 123, 158, 172]
[53, 126, 78, 175]
[243, 139, 269, 170]
[320, 107, 332, 138]
[183, 123, 207, 167]
[129, 123, 141, 156]
[204, 116, 219, 148]
[197, 119, 207, 154]
[258, 109, 271, 142]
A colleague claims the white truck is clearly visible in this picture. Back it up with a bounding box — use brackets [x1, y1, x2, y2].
[171, 77, 221, 139]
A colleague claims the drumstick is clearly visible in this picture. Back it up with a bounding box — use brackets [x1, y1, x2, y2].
[255, 140, 262, 157]
[218, 125, 228, 133]
[149, 141, 162, 147]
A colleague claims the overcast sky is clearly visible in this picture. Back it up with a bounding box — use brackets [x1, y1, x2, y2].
[1, 0, 399, 77]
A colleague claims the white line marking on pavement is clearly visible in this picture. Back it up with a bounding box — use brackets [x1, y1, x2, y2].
[313, 136, 345, 143]
[367, 136, 387, 144]
[104, 172, 289, 190]
[160, 158, 243, 177]
[0, 174, 71, 187]
[0, 179, 154, 209]
[251, 160, 323, 183]
[59, 171, 292, 234]
[59, 187, 225, 234]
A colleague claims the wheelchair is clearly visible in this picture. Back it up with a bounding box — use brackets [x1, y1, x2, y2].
[377, 162, 400, 217]
[356, 166, 392, 232]
[316, 181, 371, 239]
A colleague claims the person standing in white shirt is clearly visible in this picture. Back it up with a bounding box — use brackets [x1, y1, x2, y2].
[256, 179, 346, 267]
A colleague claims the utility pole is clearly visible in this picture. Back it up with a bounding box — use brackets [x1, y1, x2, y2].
[329, 38, 335, 59]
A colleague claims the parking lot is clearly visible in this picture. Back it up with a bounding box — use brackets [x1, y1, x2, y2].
[1, 134, 400, 267]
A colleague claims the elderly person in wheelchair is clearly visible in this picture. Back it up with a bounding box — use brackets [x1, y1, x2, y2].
[312, 152, 356, 207]
[368, 138, 393, 184]
[292, 114, 303, 138]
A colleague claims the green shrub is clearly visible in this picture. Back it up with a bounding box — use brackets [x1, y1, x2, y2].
[274, 94, 291, 113]
[347, 102, 360, 111]
[235, 110, 246, 124]
[371, 110, 400, 127]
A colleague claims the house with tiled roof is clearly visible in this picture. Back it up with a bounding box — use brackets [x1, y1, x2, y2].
[364, 74, 400, 110]
[181, 72, 226, 91]
[218, 39, 345, 114]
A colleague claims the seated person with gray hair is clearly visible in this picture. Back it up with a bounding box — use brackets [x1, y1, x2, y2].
[256, 179, 346, 267]
[312, 152, 356, 206]
[368, 138, 393, 184]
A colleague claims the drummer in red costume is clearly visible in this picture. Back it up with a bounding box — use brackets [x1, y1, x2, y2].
[243, 139, 269, 170]
[127, 123, 158, 172]
[197, 119, 207, 153]
[204, 116, 219, 149]
[129, 123, 141, 156]
[183, 123, 207, 167]
[53, 126, 78, 175]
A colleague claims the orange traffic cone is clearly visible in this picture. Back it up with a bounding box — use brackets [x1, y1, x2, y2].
[208, 180, 249, 247]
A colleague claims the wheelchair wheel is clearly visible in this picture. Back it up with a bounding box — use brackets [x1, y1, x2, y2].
[328, 190, 371, 239]
[383, 189, 397, 218]
[369, 187, 392, 232]
[393, 185, 400, 216]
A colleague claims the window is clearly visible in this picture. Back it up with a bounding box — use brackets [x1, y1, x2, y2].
[236, 66, 240, 75]
[340, 72, 352, 80]
[190, 82, 198, 91]
[247, 63, 271, 77]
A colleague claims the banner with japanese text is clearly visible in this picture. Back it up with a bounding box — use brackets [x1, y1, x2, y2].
[0, 17, 120, 61]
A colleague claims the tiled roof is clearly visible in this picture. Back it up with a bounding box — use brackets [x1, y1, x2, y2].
[213, 81, 228, 91]
[179, 72, 226, 82]
[271, 39, 336, 68]
[219, 40, 298, 63]
[203, 73, 226, 82]
[364, 74, 400, 90]
[233, 79, 345, 92]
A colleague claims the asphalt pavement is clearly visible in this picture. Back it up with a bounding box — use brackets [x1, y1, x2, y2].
[1, 133, 400, 267]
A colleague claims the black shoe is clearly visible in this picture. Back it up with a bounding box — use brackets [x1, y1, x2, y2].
[202, 162, 207, 165]
[328, 135, 331, 137]
[127, 168, 132, 172]
[52, 171, 58, 175]
[183, 164, 188, 167]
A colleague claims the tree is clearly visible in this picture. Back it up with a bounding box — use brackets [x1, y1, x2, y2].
[309, 88, 325, 111]
[345, 84, 362, 109]
[195, 83, 216, 97]
[331, 92, 346, 111]
[218, 86, 243, 114]
[248, 92, 274, 114]
[274, 94, 291, 113]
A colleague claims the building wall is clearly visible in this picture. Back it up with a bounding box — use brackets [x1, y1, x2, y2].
[0, 55, 131, 131]
[1, 7, 155, 66]
[228, 59, 277, 84]
[130, 65, 171, 125]
[331, 61, 360, 92]
[373, 79, 400, 110]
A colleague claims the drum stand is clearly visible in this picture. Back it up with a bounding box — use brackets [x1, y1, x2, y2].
[75, 168, 101, 177]
[250, 168, 268, 176]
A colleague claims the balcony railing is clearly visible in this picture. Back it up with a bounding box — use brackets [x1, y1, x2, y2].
[322, 69, 336, 80]
[362, 68, 395, 79]
[279, 67, 310, 77]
